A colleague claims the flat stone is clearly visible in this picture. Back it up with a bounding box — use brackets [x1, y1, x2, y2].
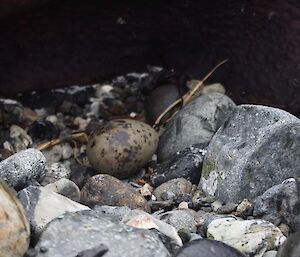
[174, 239, 245, 257]
[152, 144, 206, 187]
[200, 105, 300, 203]
[253, 178, 300, 230]
[18, 186, 89, 238]
[207, 217, 286, 255]
[80, 174, 149, 211]
[0, 148, 46, 190]
[34, 210, 170, 257]
[157, 93, 236, 161]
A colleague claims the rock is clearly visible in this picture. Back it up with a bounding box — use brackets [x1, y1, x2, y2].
[18, 186, 89, 238]
[157, 93, 236, 161]
[0, 98, 24, 125]
[200, 105, 300, 203]
[215, 203, 238, 214]
[140, 183, 153, 200]
[86, 119, 159, 179]
[61, 143, 73, 160]
[0, 148, 46, 190]
[234, 199, 253, 218]
[41, 162, 72, 185]
[174, 239, 245, 257]
[69, 160, 95, 189]
[34, 210, 170, 257]
[145, 84, 181, 124]
[0, 180, 30, 257]
[123, 209, 182, 247]
[277, 231, 300, 257]
[80, 174, 149, 211]
[93, 205, 132, 222]
[253, 178, 300, 230]
[152, 144, 206, 187]
[76, 244, 108, 257]
[27, 120, 59, 142]
[158, 209, 198, 233]
[202, 83, 226, 95]
[263, 251, 277, 257]
[207, 217, 286, 255]
[44, 178, 80, 202]
[153, 178, 192, 201]
[9, 124, 32, 151]
[42, 145, 63, 163]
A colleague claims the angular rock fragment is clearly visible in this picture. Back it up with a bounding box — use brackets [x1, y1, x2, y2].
[152, 144, 206, 187]
[18, 186, 89, 238]
[157, 93, 236, 161]
[207, 217, 286, 255]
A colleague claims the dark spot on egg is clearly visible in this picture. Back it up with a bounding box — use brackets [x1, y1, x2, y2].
[90, 140, 96, 148]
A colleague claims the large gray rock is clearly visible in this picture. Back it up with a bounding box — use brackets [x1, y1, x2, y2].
[157, 93, 236, 161]
[0, 148, 46, 190]
[34, 210, 170, 257]
[199, 105, 300, 203]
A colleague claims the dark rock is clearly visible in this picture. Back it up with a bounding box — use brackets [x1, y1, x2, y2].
[34, 210, 170, 257]
[153, 178, 192, 201]
[0, 148, 46, 190]
[27, 120, 59, 142]
[69, 160, 96, 189]
[0, 98, 24, 126]
[152, 144, 206, 187]
[145, 84, 181, 124]
[174, 239, 245, 257]
[200, 105, 300, 203]
[150, 200, 174, 212]
[76, 244, 108, 257]
[253, 178, 300, 231]
[277, 231, 300, 257]
[157, 93, 236, 161]
[80, 174, 149, 211]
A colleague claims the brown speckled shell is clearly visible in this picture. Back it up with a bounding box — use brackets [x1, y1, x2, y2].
[86, 119, 159, 179]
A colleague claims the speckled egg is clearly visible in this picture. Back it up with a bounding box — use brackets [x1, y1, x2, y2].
[86, 119, 159, 178]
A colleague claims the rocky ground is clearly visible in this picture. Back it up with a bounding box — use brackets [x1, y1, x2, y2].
[0, 69, 299, 257]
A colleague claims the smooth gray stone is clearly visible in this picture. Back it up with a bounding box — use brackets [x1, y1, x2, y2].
[253, 178, 300, 231]
[200, 105, 300, 203]
[157, 93, 236, 161]
[44, 178, 80, 202]
[34, 210, 170, 257]
[174, 239, 245, 257]
[0, 148, 46, 190]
